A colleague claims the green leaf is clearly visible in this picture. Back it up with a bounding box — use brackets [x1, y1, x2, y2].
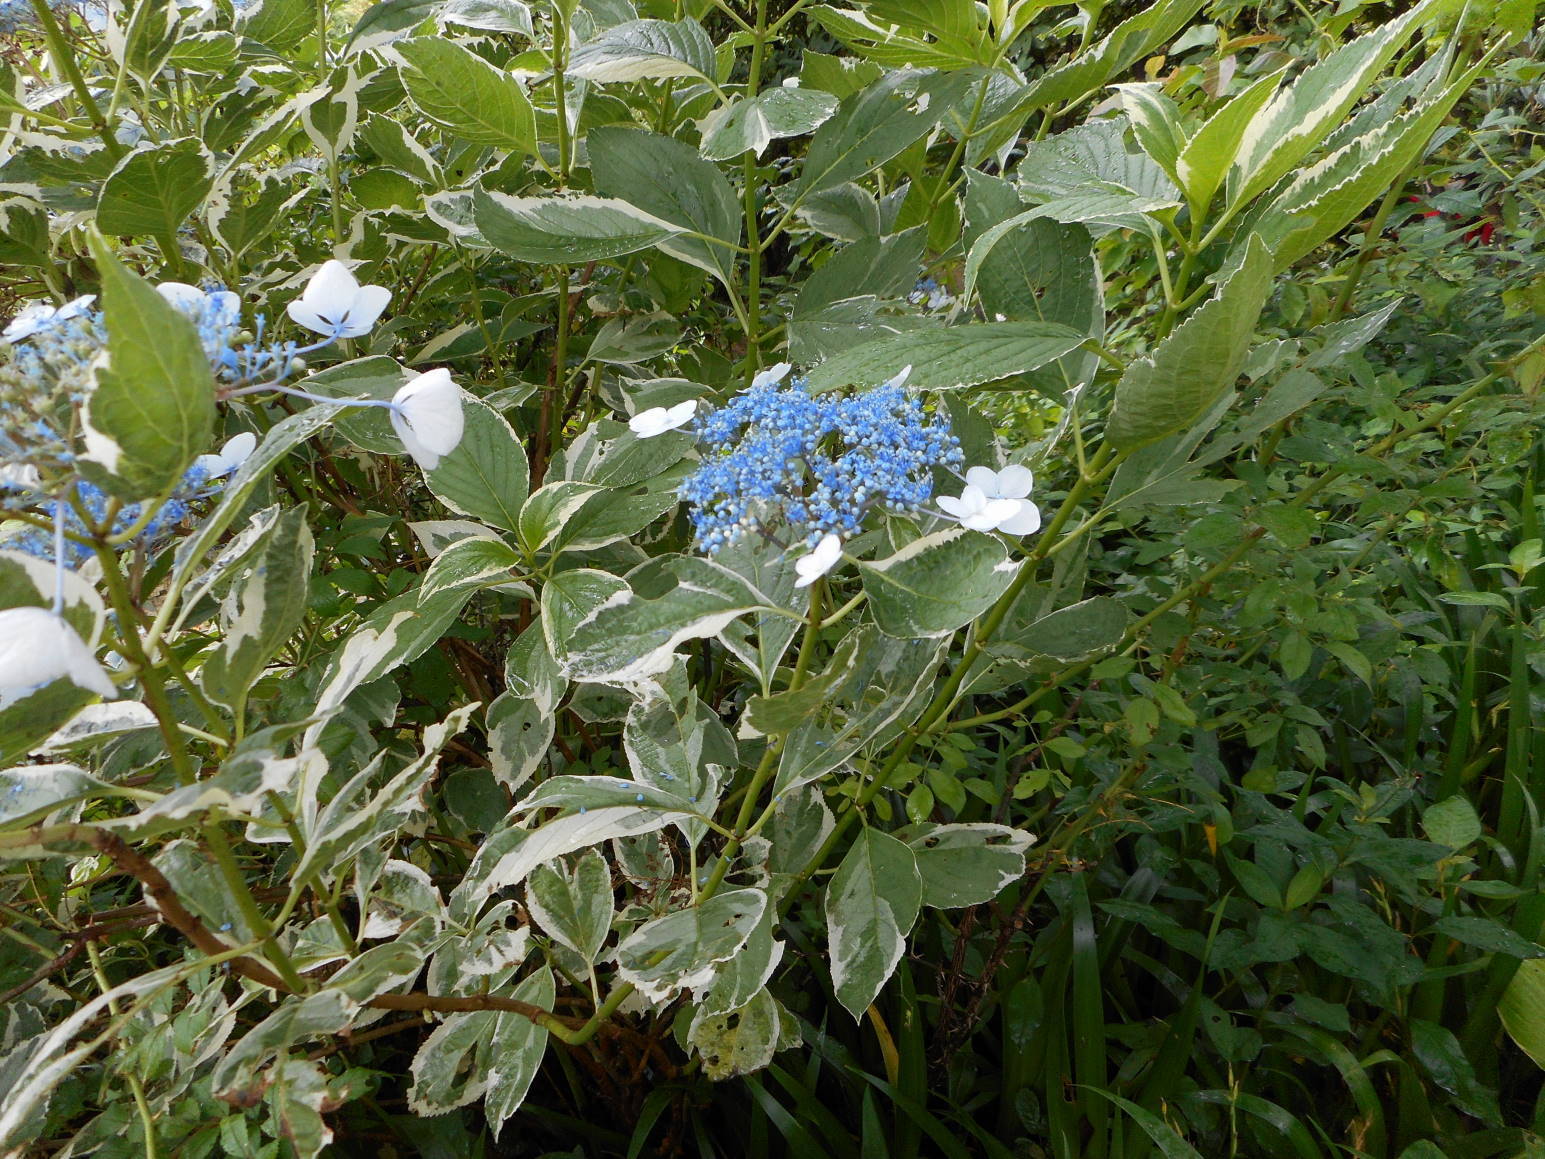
[1409, 1019, 1501, 1125]
[711, 536, 808, 697]
[457, 807, 685, 910]
[1225, 0, 1439, 210]
[408, 1010, 498, 1114]
[699, 908, 785, 1017]
[792, 71, 942, 200]
[1083, 1088, 1204, 1158]
[97, 138, 214, 238]
[343, 0, 438, 53]
[805, 321, 1085, 392]
[559, 555, 772, 682]
[0, 764, 112, 830]
[555, 484, 681, 554]
[1500, 959, 1545, 1069]
[788, 229, 928, 363]
[964, 209, 1100, 336]
[487, 691, 553, 795]
[265, 1060, 333, 1158]
[240, 0, 315, 51]
[168, 31, 239, 72]
[902, 823, 1034, 908]
[1015, 597, 1130, 662]
[588, 126, 741, 287]
[615, 888, 768, 1003]
[1421, 796, 1483, 849]
[164, 404, 344, 610]
[701, 88, 839, 160]
[1226, 853, 1284, 909]
[745, 631, 863, 736]
[540, 568, 630, 662]
[483, 968, 556, 1133]
[308, 582, 483, 717]
[1236, 62, 1484, 273]
[296, 706, 476, 884]
[859, 528, 1019, 639]
[526, 851, 613, 964]
[774, 629, 946, 796]
[1105, 235, 1272, 449]
[689, 988, 786, 1080]
[418, 534, 523, 603]
[424, 400, 530, 531]
[826, 828, 922, 1018]
[80, 235, 215, 499]
[1432, 916, 1545, 960]
[199, 508, 314, 709]
[1114, 83, 1187, 188]
[1174, 66, 1286, 216]
[473, 188, 684, 264]
[1013, 0, 1205, 110]
[519, 481, 605, 554]
[567, 18, 715, 82]
[807, 3, 988, 69]
[1011, 118, 1180, 233]
[438, 0, 532, 36]
[514, 774, 705, 818]
[396, 37, 536, 152]
[294, 355, 414, 452]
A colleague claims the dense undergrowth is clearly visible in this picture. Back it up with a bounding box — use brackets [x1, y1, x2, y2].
[0, 0, 1543, 1155]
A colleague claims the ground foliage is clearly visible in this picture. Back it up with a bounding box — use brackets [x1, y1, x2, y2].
[0, 0, 1543, 1155]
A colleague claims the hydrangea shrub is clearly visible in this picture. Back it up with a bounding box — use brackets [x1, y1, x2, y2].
[0, 0, 1529, 1152]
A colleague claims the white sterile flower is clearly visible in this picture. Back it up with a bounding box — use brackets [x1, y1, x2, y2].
[3, 296, 95, 343]
[751, 361, 792, 389]
[389, 369, 465, 470]
[881, 364, 912, 390]
[794, 534, 842, 588]
[193, 432, 258, 479]
[966, 464, 1033, 500]
[0, 464, 41, 492]
[629, 400, 696, 438]
[285, 260, 391, 339]
[157, 282, 241, 326]
[0, 608, 116, 707]
[937, 484, 1022, 532]
[946, 465, 1042, 535]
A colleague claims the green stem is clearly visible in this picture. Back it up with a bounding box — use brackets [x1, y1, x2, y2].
[1328, 156, 1418, 323]
[29, 0, 122, 162]
[87, 942, 158, 1159]
[740, 0, 769, 370]
[203, 821, 308, 992]
[91, 540, 199, 786]
[315, 0, 329, 77]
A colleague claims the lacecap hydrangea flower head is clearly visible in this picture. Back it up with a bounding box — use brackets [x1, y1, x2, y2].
[679, 364, 962, 553]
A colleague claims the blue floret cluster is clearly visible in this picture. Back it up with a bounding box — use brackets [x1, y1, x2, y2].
[0, 285, 304, 486]
[680, 371, 961, 552]
[2, 469, 218, 568]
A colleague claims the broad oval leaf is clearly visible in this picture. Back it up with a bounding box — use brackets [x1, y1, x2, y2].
[396, 37, 536, 152]
[97, 137, 214, 239]
[473, 189, 684, 264]
[805, 321, 1085, 393]
[615, 887, 768, 1003]
[858, 528, 1019, 639]
[825, 828, 921, 1018]
[567, 18, 715, 82]
[1105, 235, 1272, 450]
[80, 235, 215, 499]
